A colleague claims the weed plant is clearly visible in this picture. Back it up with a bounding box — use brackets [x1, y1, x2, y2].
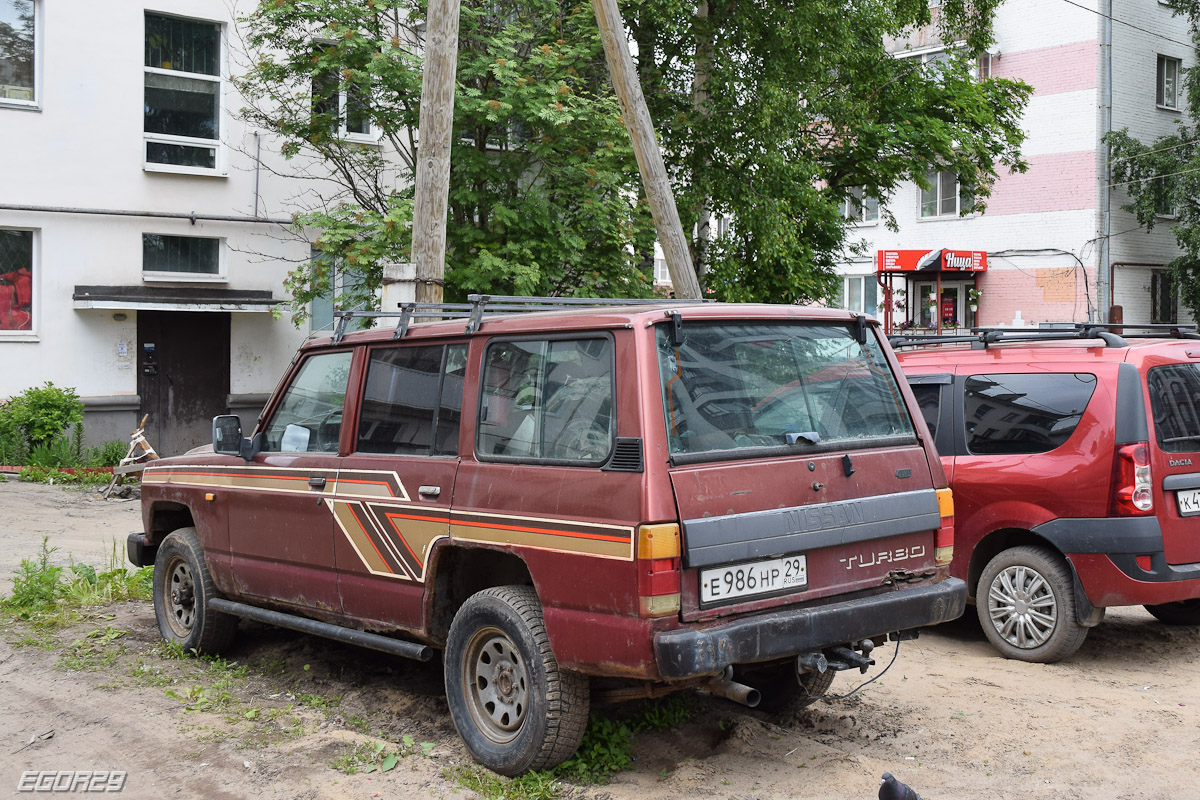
[1, 538, 152, 624]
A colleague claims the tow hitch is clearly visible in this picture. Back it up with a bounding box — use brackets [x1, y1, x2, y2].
[798, 639, 877, 676]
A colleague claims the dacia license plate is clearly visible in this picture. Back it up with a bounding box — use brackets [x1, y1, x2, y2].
[700, 555, 807, 603]
[1177, 489, 1200, 516]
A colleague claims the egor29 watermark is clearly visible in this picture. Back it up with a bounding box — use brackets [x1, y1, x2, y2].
[17, 771, 126, 793]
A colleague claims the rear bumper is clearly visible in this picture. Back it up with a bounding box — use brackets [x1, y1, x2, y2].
[653, 578, 966, 680]
[1069, 553, 1200, 606]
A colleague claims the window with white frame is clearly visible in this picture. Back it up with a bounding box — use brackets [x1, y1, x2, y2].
[144, 13, 222, 172]
[836, 275, 879, 315]
[1157, 55, 1181, 110]
[0, 0, 37, 107]
[0, 228, 34, 332]
[143, 234, 222, 279]
[310, 250, 370, 332]
[312, 44, 376, 141]
[1152, 269, 1178, 324]
[842, 188, 879, 223]
[1155, 177, 1178, 218]
[921, 169, 973, 218]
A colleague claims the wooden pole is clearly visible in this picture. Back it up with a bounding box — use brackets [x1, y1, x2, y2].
[411, 0, 461, 304]
[592, 0, 703, 299]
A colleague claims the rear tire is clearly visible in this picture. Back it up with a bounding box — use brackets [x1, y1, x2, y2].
[1144, 599, 1200, 626]
[444, 586, 589, 775]
[976, 545, 1086, 664]
[739, 660, 836, 713]
[152, 527, 237, 654]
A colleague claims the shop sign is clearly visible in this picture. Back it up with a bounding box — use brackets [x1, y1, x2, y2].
[876, 249, 988, 272]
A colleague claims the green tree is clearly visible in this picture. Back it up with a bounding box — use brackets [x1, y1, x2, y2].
[235, 0, 657, 324]
[1106, 1, 1200, 315]
[628, 0, 1032, 303]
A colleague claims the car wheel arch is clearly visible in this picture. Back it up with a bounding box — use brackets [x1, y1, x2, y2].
[424, 543, 536, 645]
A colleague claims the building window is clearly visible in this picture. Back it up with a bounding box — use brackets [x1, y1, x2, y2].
[1157, 55, 1181, 110]
[1155, 177, 1178, 218]
[312, 45, 375, 141]
[1152, 269, 1178, 324]
[0, 0, 36, 107]
[842, 188, 879, 223]
[310, 251, 370, 332]
[920, 169, 973, 217]
[836, 275, 879, 315]
[0, 229, 34, 332]
[143, 234, 221, 278]
[144, 13, 222, 173]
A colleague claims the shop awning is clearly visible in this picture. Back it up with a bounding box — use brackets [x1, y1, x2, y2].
[73, 285, 280, 313]
[876, 249, 987, 273]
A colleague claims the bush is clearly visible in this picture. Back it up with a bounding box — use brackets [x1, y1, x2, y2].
[29, 437, 76, 469]
[5, 382, 84, 449]
[0, 410, 27, 465]
[84, 440, 128, 468]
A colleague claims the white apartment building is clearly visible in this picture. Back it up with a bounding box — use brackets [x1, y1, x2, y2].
[836, 0, 1196, 333]
[0, 1, 367, 455]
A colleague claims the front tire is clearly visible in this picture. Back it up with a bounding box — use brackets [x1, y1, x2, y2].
[1144, 599, 1200, 625]
[444, 586, 589, 776]
[976, 545, 1086, 664]
[152, 527, 237, 654]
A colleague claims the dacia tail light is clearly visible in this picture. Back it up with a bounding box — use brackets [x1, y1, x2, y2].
[1111, 442, 1153, 516]
[637, 523, 681, 617]
[935, 488, 954, 566]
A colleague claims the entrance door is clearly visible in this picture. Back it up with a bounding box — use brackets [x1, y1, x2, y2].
[137, 311, 230, 457]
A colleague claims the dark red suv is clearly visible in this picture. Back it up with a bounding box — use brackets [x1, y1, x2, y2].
[895, 325, 1200, 663]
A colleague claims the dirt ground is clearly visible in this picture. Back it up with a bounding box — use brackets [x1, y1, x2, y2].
[1, 479, 1199, 800]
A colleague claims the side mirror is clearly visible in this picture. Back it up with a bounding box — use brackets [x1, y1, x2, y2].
[213, 415, 242, 455]
[212, 415, 263, 460]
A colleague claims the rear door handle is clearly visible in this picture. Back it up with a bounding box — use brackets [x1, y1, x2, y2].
[418, 485, 441, 498]
[308, 477, 327, 490]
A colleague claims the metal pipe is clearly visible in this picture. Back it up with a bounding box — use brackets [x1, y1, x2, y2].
[1099, 0, 1113, 321]
[706, 667, 761, 708]
[0, 203, 292, 226]
[254, 130, 263, 219]
[209, 598, 434, 662]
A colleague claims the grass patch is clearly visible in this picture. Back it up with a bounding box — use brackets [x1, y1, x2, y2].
[0, 538, 151, 626]
[332, 735, 435, 775]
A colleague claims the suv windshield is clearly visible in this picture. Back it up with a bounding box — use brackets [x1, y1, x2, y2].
[656, 322, 914, 460]
[1147, 363, 1200, 453]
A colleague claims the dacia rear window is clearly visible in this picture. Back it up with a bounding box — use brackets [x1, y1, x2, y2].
[1147, 364, 1200, 453]
[656, 322, 914, 461]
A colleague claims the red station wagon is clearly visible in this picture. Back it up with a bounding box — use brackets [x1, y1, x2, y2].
[128, 296, 965, 774]
[895, 324, 1200, 663]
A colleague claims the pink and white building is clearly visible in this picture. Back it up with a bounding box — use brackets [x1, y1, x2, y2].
[837, 0, 1196, 331]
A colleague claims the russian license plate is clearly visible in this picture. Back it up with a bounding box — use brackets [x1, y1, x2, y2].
[700, 555, 807, 603]
[1177, 489, 1200, 517]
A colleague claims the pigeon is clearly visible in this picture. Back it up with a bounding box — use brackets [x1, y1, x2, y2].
[879, 772, 921, 800]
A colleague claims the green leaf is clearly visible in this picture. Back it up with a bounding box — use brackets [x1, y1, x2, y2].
[380, 753, 398, 772]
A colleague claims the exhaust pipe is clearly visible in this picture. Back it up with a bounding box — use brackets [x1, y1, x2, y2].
[706, 667, 761, 708]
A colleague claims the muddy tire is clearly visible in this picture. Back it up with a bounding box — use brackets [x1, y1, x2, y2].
[976, 545, 1087, 664]
[1144, 599, 1200, 626]
[444, 586, 589, 776]
[152, 527, 237, 654]
[740, 660, 836, 713]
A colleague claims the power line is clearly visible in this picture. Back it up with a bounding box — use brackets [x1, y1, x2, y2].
[1111, 136, 1200, 164]
[1057, 0, 1194, 49]
[1107, 163, 1200, 190]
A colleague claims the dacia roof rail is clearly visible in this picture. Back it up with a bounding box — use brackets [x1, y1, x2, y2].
[330, 294, 708, 344]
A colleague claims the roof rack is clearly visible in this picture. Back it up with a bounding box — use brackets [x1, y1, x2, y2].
[889, 322, 1198, 351]
[330, 294, 707, 344]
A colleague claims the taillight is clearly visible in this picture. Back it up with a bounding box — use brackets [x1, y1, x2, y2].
[935, 487, 954, 565]
[637, 523, 681, 617]
[1111, 442, 1154, 516]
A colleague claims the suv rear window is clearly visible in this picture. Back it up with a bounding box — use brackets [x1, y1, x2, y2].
[1147, 363, 1200, 453]
[656, 322, 914, 460]
[964, 373, 1096, 455]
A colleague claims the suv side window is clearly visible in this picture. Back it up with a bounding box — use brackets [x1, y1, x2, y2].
[261, 351, 354, 452]
[909, 383, 943, 440]
[356, 343, 467, 455]
[477, 337, 614, 463]
[964, 373, 1097, 455]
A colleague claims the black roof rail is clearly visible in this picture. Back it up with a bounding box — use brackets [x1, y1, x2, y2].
[889, 323, 1138, 351]
[330, 294, 710, 344]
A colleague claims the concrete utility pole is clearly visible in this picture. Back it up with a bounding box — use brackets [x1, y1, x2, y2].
[411, 0, 461, 304]
[592, 0, 703, 299]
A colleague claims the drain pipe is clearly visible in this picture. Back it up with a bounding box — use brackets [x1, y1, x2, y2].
[1099, 0, 1113, 321]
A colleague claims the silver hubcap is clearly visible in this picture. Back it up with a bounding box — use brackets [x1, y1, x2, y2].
[462, 628, 529, 744]
[988, 565, 1057, 649]
[165, 559, 196, 637]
